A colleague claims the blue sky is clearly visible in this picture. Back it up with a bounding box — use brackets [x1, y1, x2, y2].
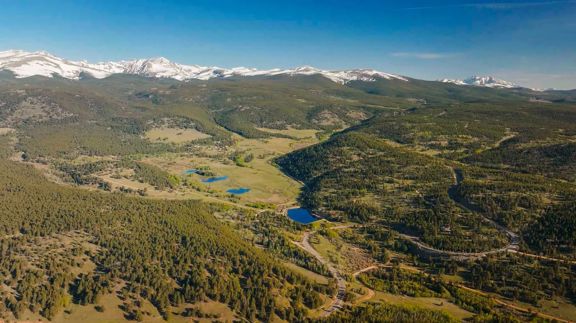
[1, 0, 575, 89]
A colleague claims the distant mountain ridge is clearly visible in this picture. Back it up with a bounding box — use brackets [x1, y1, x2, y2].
[440, 76, 519, 88]
[0, 49, 408, 84]
[0, 50, 535, 89]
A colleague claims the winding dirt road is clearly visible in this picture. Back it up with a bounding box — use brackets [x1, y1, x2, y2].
[352, 265, 379, 277]
[295, 231, 346, 316]
[351, 265, 379, 304]
[507, 250, 576, 265]
[456, 284, 574, 323]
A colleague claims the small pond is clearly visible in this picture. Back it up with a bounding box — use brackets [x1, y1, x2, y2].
[227, 188, 251, 195]
[287, 208, 317, 224]
[202, 176, 229, 183]
[183, 169, 199, 175]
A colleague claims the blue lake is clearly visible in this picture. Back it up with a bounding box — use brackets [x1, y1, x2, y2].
[202, 176, 228, 183]
[183, 169, 199, 175]
[227, 188, 251, 195]
[287, 208, 317, 224]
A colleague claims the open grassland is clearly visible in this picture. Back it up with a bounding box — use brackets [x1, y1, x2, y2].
[19, 126, 322, 207]
[143, 153, 300, 204]
[256, 127, 320, 140]
[15, 126, 321, 207]
[144, 126, 211, 144]
[283, 262, 330, 285]
[44, 289, 236, 323]
[0, 127, 14, 135]
[140, 128, 321, 205]
[236, 128, 320, 155]
[372, 291, 474, 321]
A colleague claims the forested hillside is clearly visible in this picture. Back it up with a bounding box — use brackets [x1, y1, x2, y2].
[0, 159, 329, 321]
[277, 90, 576, 320]
[278, 99, 576, 257]
[277, 132, 508, 252]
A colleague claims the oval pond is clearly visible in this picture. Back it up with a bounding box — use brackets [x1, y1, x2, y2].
[227, 188, 251, 195]
[287, 208, 317, 224]
[202, 176, 228, 183]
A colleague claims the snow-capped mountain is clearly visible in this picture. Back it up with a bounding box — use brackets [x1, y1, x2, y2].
[440, 76, 518, 88]
[0, 50, 407, 84]
[0, 50, 123, 79]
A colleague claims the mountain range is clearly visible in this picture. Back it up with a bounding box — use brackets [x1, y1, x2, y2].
[1, 50, 521, 88]
[440, 76, 519, 88]
[0, 49, 408, 84]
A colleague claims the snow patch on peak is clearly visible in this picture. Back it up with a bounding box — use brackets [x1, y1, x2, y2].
[0, 50, 117, 79]
[441, 75, 518, 88]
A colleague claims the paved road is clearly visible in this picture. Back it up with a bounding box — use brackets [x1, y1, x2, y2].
[295, 231, 346, 316]
[395, 167, 519, 259]
[398, 233, 516, 258]
[322, 200, 573, 263]
[393, 168, 576, 263]
[448, 167, 519, 243]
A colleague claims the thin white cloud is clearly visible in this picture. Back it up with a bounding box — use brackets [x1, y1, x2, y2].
[492, 70, 576, 90]
[401, 0, 576, 11]
[391, 52, 458, 60]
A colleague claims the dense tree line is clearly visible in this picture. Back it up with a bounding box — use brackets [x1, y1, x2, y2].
[124, 161, 180, 190]
[358, 267, 445, 298]
[0, 160, 324, 321]
[17, 122, 174, 159]
[464, 254, 576, 305]
[524, 198, 576, 255]
[311, 302, 458, 323]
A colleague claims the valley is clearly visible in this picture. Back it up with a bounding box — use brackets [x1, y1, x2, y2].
[0, 65, 575, 323]
[4, 0, 576, 320]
